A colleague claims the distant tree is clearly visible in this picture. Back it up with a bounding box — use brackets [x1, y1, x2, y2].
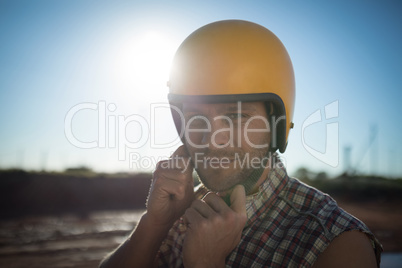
[64, 166, 94, 176]
[315, 172, 328, 181]
[294, 167, 311, 181]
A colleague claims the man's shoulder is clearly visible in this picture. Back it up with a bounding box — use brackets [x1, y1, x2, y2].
[277, 176, 372, 239]
[280, 176, 336, 212]
[312, 230, 379, 268]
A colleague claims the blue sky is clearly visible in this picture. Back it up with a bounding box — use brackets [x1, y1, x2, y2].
[0, 0, 401, 177]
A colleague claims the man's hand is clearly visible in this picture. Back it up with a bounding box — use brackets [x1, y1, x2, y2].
[146, 145, 195, 230]
[182, 185, 247, 268]
[99, 146, 194, 268]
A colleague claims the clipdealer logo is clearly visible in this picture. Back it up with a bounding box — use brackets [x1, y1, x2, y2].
[301, 100, 339, 167]
[64, 100, 340, 169]
[64, 101, 281, 164]
[64, 101, 182, 161]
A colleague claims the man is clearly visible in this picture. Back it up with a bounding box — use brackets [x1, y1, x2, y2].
[100, 20, 381, 267]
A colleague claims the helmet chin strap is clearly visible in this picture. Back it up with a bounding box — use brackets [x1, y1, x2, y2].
[195, 148, 273, 207]
[222, 149, 272, 206]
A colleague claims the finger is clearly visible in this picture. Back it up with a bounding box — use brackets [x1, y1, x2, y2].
[190, 199, 217, 218]
[171, 144, 189, 158]
[184, 207, 204, 228]
[157, 158, 191, 172]
[194, 184, 210, 200]
[202, 192, 228, 213]
[168, 145, 194, 173]
[152, 174, 191, 201]
[159, 163, 194, 192]
[230, 185, 246, 215]
[154, 163, 192, 184]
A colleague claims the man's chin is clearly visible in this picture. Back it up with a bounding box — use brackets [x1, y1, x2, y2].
[197, 169, 241, 193]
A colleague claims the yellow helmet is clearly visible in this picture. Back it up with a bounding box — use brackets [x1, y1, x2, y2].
[168, 20, 295, 153]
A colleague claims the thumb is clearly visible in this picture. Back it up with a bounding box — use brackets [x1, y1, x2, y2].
[230, 185, 246, 215]
[170, 145, 193, 172]
[171, 144, 189, 158]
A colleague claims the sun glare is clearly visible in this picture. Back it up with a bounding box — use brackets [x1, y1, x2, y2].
[112, 32, 177, 102]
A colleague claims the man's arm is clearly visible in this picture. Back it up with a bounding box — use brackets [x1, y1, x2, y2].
[99, 213, 170, 268]
[99, 145, 195, 268]
[312, 230, 377, 268]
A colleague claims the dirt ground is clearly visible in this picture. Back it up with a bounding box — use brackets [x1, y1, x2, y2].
[334, 198, 402, 253]
[0, 199, 400, 268]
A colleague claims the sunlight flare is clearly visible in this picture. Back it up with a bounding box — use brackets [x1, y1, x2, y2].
[112, 32, 176, 101]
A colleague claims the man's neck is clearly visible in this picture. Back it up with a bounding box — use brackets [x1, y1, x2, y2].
[248, 160, 272, 195]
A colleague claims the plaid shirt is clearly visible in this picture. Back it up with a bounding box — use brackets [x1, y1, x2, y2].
[157, 163, 382, 267]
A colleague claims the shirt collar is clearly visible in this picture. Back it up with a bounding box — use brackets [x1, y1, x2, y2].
[245, 159, 289, 226]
